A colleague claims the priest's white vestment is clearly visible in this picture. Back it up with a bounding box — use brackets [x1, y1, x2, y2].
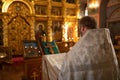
[43, 28, 120, 80]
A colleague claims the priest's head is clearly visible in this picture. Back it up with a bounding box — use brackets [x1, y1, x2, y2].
[79, 16, 97, 37]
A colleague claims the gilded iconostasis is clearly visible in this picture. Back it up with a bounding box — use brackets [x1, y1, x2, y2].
[0, 0, 80, 55]
[0, 0, 120, 56]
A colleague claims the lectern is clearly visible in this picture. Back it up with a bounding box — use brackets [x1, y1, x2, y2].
[23, 40, 43, 80]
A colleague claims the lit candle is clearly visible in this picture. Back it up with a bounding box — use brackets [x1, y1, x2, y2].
[30, 45, 33, 48]
[38, 51, 41, 53]
[25, 46, 27, 48]
[35, 47, 37, 49]
[64, 22, 68, 41]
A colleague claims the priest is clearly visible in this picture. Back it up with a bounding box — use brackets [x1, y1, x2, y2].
[42, 16, 119, 80]
[58, 16, 119, 80]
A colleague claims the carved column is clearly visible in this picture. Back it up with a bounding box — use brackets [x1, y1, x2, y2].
[62, 0, 67, 41]
[76, 0, 80, 17]
[29, 1, 35, 40]
[47, 0, 52, 42]
[62, 0, 66, 18]
[73, 20, 78, 42]
[74, 0, 79, 42]
[28, 15, 35, 40]
[62, 18, 68, 41]
[2, 13, 9, 46]
[47, 18, 52, 42]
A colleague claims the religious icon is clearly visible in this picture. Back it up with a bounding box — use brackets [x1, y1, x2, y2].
[52, 21, 62, 42]
[35, 24, 46, 42]
[42, 41, 60, 54]
[23, 40, 41, 57]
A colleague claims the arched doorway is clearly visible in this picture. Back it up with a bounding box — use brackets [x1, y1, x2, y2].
[107, 8, 120, 45]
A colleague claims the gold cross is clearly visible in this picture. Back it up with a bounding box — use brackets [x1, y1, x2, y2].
[31, 71, 38, 80]
[45, 43, 55, 54]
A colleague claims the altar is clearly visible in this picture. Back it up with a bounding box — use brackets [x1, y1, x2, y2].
[42, 53, 66, 80]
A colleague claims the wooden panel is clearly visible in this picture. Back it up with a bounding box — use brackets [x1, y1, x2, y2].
[24, 57, 42, 80]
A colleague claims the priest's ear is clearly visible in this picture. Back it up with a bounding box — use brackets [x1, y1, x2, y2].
[81, 26, 85, 31]
[80, 25, 87, 37]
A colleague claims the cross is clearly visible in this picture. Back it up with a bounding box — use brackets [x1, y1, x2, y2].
[45, 43, 55, 54]
[31, 71, 38, 80]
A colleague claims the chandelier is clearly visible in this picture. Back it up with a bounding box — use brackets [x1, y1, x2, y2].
[88, 0, 99, 9]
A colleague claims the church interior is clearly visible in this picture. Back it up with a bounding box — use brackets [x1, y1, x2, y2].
[0, 0, 120, 80]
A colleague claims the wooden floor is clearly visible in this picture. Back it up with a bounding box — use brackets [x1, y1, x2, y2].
[0, 62, 24, 80]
